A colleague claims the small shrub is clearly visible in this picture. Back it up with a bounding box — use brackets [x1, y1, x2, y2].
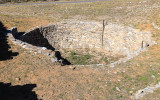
[70, 51, 76, 56]
[104, 57, 108, 64]
[70, 51, 77, 60]
[156, 89, 160, 93]
[138, 76, 148, 81]
[73, 54, 91, 65]
[68, 51, 91, 65]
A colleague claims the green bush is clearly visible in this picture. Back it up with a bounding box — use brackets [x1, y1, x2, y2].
[104, 57, 108, 64]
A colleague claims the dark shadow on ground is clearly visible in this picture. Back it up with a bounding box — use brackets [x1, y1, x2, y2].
[55, 51, 71, 66]
[0, 21, 19, 61]
[0, 82, 39, 100]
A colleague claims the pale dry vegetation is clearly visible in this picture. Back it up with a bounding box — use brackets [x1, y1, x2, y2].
[0, 0, 160, 99]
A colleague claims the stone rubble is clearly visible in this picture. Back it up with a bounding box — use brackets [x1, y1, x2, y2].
[8, 20, 156, 67]
[7, 29, 59, 64]
[134, 82, 160, 99]
[116, 86, 121, 92]
[22, 21, 155, 56]
[152, 23, 160, 30]
[20, 21, 156, 67]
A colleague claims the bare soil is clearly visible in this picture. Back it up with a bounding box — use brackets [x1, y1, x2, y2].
[0, 0, 160, 99]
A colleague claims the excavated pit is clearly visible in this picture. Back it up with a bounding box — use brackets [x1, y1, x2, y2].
[19, 21, 155, 65]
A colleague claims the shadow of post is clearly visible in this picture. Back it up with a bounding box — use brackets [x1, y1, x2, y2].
[0, 82, 39, 100]
[0, 21, 19, 61]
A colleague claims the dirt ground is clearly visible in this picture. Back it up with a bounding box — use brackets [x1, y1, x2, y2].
[0, 22, 160, 100]
[0, 0, 160, 100]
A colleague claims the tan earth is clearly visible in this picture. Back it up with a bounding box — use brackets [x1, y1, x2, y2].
[1, 0, 160, 99]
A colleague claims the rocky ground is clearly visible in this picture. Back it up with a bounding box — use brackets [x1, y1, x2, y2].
[0, 0, 160, 100]
[0, 23, 160, 100]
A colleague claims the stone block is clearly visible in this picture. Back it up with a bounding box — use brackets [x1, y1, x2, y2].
[10, 27, 18, 39]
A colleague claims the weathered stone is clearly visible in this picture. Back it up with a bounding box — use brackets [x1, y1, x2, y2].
[20, 21, 154, 57]
[116, 87, 121, 92]
[7, 21, 156, 67]
[22, 45, 27, 48]
[37, 50, 42, 53]
[15, 77, 20, 81]
[129, 91, 133, 94]
[51, 58, 58, 63]
[42, 47, 47, 50]
[152, 75, 155, 78]
[134, 81, 160, 99]
[10, 27, 18, 38]
[49, 51, 55, 57]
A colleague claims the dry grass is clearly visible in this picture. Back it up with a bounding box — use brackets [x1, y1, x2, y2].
[0, 0, 160, 99]
[0, 0, 159, 30]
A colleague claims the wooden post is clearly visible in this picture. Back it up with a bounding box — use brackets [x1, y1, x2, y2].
[141, 41, 143, 48]
[102, 20, 105, 48]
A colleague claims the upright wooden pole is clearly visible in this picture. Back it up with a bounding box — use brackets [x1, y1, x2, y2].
[102, 20, 105, 48]
[142, 41, 144, 48]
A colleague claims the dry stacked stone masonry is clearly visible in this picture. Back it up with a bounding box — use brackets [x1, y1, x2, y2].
[21, 25, 55, 50]
[21, 21, 155, 57]
[8, 27, 68, 66]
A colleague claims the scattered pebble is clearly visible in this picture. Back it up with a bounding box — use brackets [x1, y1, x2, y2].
[116, 87, 121, 91]
[73, 67, 76, 70]
[134, 81, 160, 99]
[15, 77, 21, 81]
[152, 75, 155, 78]
[129, 91, 133, 94]
[51, 58, 58, 63]
[114, 72, 117, 74]
[42, 47, 47, 50]
[22, 45, 27, 48]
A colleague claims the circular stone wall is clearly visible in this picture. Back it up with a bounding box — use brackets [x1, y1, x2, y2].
[21, 21, 154, 56]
